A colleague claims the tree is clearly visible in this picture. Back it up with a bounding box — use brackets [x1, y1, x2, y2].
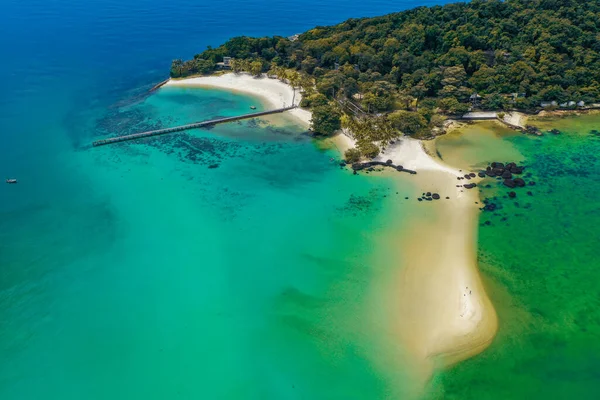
[288, 71, 301, 88]
[437, 97, 469, 115]
[249, 60, 263, 77]
[388, 110, 428, 135]
[170, 59, 184, 77]
[299, 93, 328, 107]
[482, 94, 507, 111]
[310, 105, 341, 135]
[357, 140, 380, 159]
[230, 59, 243, 73]
[344, 148, 361, 163]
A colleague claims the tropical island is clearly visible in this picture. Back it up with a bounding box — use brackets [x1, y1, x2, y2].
[169, 0, 600, 160]
[158, 0, 600, 390]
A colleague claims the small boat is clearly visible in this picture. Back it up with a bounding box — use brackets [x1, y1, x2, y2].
[250, 105, 256, 110]
[6, 179, 17, 184]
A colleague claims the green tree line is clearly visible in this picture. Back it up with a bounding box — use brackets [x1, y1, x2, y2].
[171, 0, 600, 160]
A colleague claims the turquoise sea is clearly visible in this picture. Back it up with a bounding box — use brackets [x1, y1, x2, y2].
[0, 0, 450, 398]
[3, 0, 600, 398]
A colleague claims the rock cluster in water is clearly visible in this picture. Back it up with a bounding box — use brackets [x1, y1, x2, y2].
[417, 191, 446, 202]
[524, 125, 543, 136]
[348, 160, 417, 175]
[478, 161, 537, 213]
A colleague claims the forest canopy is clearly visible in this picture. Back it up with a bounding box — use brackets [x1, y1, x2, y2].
[173, 0, 600, 109]
[171, 0, 600, 158]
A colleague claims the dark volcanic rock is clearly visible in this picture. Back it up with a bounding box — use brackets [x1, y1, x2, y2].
[469, 172, 476, 178]
[508, 191, 516, 198]
[432, 193, 440, 200]
[386, 159, 393, 164]
[491, 162, 504, 168]
[486, 170, 496, 177]
[339, 161, 347, 167]
[514, 178, 526, 187]
[464, 183, 477, 189]
[484, 203, 497, 211]
[418, 198, 423, 202]
[550, 129, 561, 135]
[503, 179, 516, 188]
[208, 164, 219, 169]
[501, 171, 513, 179]
[426, 192, 432, 197]
[527, 191, 533, 196]
[352, 161, 416, 174]
[464, 174, 472, 180]
[478, 171, 486, 178]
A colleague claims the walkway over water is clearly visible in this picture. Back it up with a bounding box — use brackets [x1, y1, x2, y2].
[92, 106, 296, 147]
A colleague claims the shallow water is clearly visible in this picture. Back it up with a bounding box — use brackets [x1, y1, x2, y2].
[434, 122, 526, 170]
[1, 0, 461, 397]
[1, 83, 427, 398]
[430, 117, 600, 399]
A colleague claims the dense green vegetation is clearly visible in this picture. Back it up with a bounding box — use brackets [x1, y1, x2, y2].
[172, 0, 600, 159]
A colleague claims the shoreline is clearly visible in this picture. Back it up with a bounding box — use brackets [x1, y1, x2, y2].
[166, 72, 497, 385]
[165, 73, 312, 128]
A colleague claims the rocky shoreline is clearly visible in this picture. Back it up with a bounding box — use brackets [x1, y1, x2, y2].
[346, 160, 418, 175]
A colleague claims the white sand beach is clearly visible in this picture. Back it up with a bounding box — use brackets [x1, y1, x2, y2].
[165, 73, 312, 127]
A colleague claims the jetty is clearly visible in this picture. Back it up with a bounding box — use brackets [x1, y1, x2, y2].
[92, 106, 296, 147]
[148, 78, 170, 92]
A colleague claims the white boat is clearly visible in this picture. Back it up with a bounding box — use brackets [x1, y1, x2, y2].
[6, 179, 17, 184]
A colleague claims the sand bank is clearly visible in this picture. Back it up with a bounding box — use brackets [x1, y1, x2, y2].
[165, 73, 312, 127]
[388, 170, 497, 377]
[335, 132, 497, 380]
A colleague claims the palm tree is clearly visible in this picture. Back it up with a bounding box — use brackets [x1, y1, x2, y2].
[171, 59, 184, 77]
[278, 69, 289, 83]
[241, 59, 251, 73]
[230, 59, 243, 73]
[267, 65, 279, 79]
[289, 71, 300, 88]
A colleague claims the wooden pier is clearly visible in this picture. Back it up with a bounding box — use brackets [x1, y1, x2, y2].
[148, 78, 170, 92]
[92, 106, 296, 147]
